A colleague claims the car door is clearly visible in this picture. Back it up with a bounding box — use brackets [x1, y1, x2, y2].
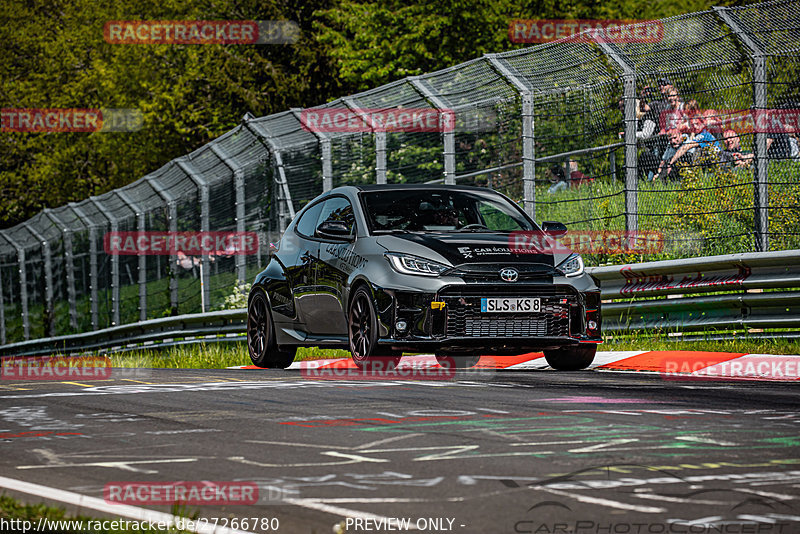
[306, 196, 356, 336]
[289, 200, 324, 330]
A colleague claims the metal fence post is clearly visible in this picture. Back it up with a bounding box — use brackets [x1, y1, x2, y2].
[90, 198, 120, 326]
[210, 143, 248, 284]
[486, 54, 536, 219]
[243, 118, 296, 232]
[23, 223, 54, 336]
[291, 109, 333, 191]
[0, 234, 9, 344]
[176, 159, 211, 312]
[44, 210, 78, 332]
[68, 204, 98, 329]
[595, 41, 638, 235]
[714, 7, 769, 252]
[6, 235, 29, 340]
[342, 99, 385, 185]
[116, 191, 147, 321]
[409, 77, 455, 185]
[69, 203, 99, 330]
[145, 175, 178, 313]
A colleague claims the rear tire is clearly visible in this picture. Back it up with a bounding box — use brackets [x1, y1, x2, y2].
[247, 290, 296, 369]
[544, 345, 596, 370]
[348, 286, 401, 371]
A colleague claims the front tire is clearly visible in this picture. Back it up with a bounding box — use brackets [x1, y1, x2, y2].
[348, 286, 401, 371]
[544, 345, 596, 371]
[247, 290, 296, 369]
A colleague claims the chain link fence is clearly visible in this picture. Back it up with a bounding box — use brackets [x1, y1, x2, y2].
[1, 0, 798, 345]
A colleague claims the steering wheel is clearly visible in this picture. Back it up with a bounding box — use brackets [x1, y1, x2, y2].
[460, 223, 489, 230]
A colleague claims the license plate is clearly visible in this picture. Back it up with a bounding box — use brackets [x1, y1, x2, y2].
[480, 297, 541, 313]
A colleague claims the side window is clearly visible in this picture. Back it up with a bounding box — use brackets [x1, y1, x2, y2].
[317, 197, 355, 237]
[295, 201, 324, 237]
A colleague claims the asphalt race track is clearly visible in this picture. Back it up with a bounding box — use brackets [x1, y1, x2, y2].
[0, 366, 799, 534]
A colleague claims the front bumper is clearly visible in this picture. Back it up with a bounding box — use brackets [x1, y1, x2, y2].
[375, 284, 602, 354]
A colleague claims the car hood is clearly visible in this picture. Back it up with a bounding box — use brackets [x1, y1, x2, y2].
[375, 232, 559, 268]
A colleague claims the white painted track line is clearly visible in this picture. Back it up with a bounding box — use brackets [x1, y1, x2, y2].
[0, 475, 255, 534]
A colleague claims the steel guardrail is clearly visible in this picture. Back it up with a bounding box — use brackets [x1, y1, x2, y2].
[587, 249, 800, 335]
[1, 251, 799, 357]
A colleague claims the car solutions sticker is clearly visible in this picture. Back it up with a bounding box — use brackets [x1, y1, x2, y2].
[457, 246, 513, 257]
[324, 243, 368, 273]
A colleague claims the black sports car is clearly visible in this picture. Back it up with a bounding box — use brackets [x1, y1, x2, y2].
[247, 184, 601, 370]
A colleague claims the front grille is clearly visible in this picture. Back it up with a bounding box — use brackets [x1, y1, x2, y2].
[442, 294, 571, 338]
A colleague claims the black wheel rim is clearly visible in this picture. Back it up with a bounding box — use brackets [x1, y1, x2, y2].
[247, 295, 269, 360]
[349, 293, 372, 362]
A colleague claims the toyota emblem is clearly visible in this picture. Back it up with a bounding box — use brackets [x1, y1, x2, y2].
[500, 268, 519, 282]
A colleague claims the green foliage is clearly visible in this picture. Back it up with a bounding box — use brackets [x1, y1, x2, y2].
[219, 281, 251, 310]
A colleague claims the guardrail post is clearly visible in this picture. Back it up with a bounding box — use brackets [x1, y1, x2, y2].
[145, 175, 178, 314]
[409, 77, 455, 185]
[24, 223, 54, 337]
[714, 7, 769, 252]
[595, 41, 638, 235]
[176, 159, 211, 312]
[44, 210, 78, 332]
[210, 143, 248, 284]
[90, 198, 120, 326]
[69, 203, 99, 330]
[6, 235, 29, 340]
[117, 190, 147, 322]
[486, 54, 536, 219]
[242, 118, 296, 232]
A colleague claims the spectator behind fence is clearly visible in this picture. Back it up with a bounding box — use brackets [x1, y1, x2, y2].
[546, 165, 568, 194]
[765, 107, 794, 160]
[720, 130, 754, 168]
[665, 114, 721, 167]
[660, 88, 686, 134]
[703, 109, 724, 138]
[656, 128, 690, 181]
[568, 161, 593, 188]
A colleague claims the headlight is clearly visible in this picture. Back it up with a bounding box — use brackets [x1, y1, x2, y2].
[556, 254, 584, 277]
[385, 253, 450, 276]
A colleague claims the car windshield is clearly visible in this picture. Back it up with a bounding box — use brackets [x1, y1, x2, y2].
[361, 189, 536, 233]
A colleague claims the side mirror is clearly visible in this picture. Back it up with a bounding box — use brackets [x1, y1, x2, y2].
[542, 221, 568, 237]
[316, 220, 353, 241]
